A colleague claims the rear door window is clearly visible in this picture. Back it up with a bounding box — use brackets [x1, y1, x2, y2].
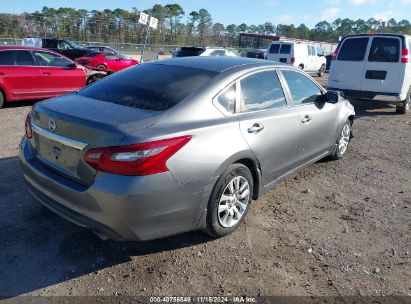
[269, 44, 280, 54]
[216, 84, 236, 113]
[79, 64, 217, 111]
[239, 70, 287, 112]
[0, 50, 15, 65]
[337, 37, 369, 61]
[0, 50, 36, 66]
[282, 70, 323, 105]
[310, 46, 316, 56]
[368, 37, 400, 62]
[280, 44, 291, 54]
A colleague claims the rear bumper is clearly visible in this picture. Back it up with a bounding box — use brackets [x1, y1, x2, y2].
[19, 136, 214, 241]
[327, 88, 403, 102]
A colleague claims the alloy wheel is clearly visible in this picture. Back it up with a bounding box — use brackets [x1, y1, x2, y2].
[338, 123, 351, 155]
[217, 176, 250, 228]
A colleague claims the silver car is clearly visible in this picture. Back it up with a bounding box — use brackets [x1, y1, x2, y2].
[19, 57, 355, 241]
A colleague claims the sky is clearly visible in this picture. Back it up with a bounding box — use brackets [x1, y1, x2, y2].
[1, 0, 411, 28]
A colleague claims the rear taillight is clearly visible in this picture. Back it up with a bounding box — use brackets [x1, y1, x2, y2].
[401, 48, 409, 63]
[332, 47, 339, 61]
[84, 136, 192, 176]
[290, 57, 295, 64]
[25, 112, 32, 139]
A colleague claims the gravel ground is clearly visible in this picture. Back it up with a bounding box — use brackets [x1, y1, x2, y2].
[0, 74, 410, 301]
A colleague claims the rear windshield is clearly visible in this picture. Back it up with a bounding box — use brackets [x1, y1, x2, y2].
[269, 44, 280, 54]
[280, 44, 291, 54]
[79, 64, 217, 111]
[175, 48, 205, 57]
[86, 51, 99, 57]
[337, 37, 369, 61]
[368, 37, 400, 62]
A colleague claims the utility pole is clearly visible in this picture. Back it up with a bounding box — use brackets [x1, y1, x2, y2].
[140, 20, 150, 61]
[138, 12, 158, 63]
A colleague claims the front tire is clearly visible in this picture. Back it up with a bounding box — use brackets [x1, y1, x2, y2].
[206, 164, 253, 238]
[318, 64, 325, 77]
[396, 88, 410, 114]
[0, 90, 4, 109]
[329, 120, 352, 160]
[0, 90, 6, 109]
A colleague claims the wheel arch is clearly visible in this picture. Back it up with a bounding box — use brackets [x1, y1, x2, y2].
[0, 85, 7, 103]
[232, 158, 262, 200]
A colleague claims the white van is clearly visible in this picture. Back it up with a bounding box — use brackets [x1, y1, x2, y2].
[328, 33, 411, 114]
[266, 41, 326, 76]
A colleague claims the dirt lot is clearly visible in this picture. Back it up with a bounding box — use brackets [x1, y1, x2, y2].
[0, 74, 410, 301]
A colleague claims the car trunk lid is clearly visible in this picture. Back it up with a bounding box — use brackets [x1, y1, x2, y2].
[30, 94, 162, 186]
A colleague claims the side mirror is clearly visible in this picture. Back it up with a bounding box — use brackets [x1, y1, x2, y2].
[326, 90, 344, 103]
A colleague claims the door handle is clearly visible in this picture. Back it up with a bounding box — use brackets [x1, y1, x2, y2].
[301, 115, 312, 124]
[43, 72, 51, 75]
[248, 123, 264, 134]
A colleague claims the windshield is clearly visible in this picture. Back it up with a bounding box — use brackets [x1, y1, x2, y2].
[66, 40, 79, 48]
[79, 63, 217, 111]
[175, 48, 205, 57]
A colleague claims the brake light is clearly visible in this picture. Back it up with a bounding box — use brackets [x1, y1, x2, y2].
[401, 48, 409, 63]
[84, 136, 192, 176]
[25, 112, 33, 139]
[291, 57, 295, 64]
[332, 47, 339, 61]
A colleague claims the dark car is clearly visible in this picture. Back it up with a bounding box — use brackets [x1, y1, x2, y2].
[85, 45, 119, 54]
[21, 37, 89, 60]
[245, 49, 267, 59]
[84, 45, 132, 59]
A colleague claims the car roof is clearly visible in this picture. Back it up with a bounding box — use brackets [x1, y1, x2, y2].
[0, 46, 75, 61]
[151, 56, 289, 72]
[343, 33, 411, 38]
[86, 45, 113, 48]
[0, 46, 50, 51]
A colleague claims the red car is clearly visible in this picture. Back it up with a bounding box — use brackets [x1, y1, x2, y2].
[0, 46, 87, 108]
[75, 52, 139, 73]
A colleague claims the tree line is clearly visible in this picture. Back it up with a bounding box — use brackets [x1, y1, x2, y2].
[0, 5, 411, 47]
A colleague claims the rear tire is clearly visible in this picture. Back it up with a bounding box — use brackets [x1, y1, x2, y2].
[205, 164, 253, 238]
[0, 90, 4, 109]
[97, 64, 107, 72]
[396, 88, 410, 115]
[298, 64, 304, 70]
[318, 64, 325, 77]
[86, 74, 105, 85]
[329, 120, 352, 160]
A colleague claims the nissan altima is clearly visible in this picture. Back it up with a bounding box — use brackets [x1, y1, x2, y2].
[19, 57, 355, 241]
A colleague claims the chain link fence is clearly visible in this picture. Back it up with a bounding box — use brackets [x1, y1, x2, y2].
[0, 38, 253, 61]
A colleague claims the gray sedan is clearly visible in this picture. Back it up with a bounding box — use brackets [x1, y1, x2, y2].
[19, 57, 355, 241]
